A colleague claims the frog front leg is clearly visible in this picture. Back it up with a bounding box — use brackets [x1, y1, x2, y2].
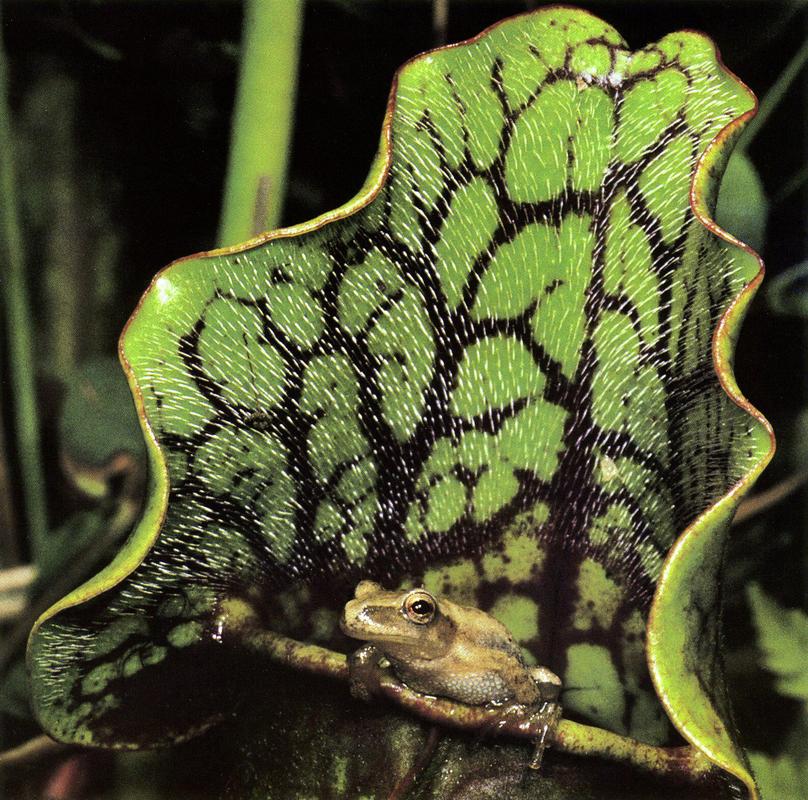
[347, 643, 389, 702]
[526, 698, 562, 770]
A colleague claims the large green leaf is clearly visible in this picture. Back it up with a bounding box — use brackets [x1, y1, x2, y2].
[29, 7, 772, 796]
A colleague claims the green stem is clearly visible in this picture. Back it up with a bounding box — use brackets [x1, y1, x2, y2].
[224, 604, 717, 787]
[772, 160, 808, 205]
[0, 13, 48, 560]
[0, 399, 20, 566]
[217, 0, 303, 247]
[0, 735, 69, 770]
[740, 34, 808, 150]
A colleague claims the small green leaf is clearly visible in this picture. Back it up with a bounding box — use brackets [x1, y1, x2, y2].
[748, 583, 808, 700]
[36, 510, 108, 590]
[767, 260, 808, 317]
[59, 356, 146, 498]
[715, 150, 768, 252]
[749, 751, 808, 800]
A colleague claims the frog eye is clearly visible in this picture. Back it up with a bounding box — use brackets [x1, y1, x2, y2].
[403, 590, 436, 624]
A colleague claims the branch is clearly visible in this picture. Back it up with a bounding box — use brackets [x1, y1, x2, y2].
[224, 600, 716, 785]
[733, 471, 808, 525]
[9, 601, 716, 787]
[0, 735, 70, 770]
[738, 34, 808, 150]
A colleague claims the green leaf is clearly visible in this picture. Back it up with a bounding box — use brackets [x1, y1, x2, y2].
[749, 752, 808, 800]
[59, 356, 146, 499]
[28, 8, 772, 796]
[0, 660, 31, 720]
[767, 259, 808, 317]
[35, 510, 111, 590]
[748, 583, 808, 700]
[715, 151, 768, 253]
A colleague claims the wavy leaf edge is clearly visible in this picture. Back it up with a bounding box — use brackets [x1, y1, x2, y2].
[648, 68, 774, 799]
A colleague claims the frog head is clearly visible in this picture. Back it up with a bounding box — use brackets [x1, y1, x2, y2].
[340, 580, 455, 660]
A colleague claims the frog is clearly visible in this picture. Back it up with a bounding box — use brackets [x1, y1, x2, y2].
[340, 580, 562, 769]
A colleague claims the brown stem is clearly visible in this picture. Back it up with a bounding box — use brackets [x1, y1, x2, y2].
[228, 606, 716, 786]
[0, 735, 69, 770]
[733, 471, 808, 524]
[387, 726, 441, 800]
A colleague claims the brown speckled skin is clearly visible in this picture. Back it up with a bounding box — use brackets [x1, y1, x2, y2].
[340, 581, 553, 706]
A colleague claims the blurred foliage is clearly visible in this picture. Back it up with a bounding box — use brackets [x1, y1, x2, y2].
[747, 586, 808, 799]
[716, 151, 769, 254]
[748, 583, 808, 700]
[0, 1, 807, 798]
[752, 752, 808, 800]
[58, 357, 146, 498]
[0, 357, 146, 756]
[768, 259, 808, 317]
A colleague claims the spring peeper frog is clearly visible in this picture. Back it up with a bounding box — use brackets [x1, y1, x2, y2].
[340, 580, 562, 768]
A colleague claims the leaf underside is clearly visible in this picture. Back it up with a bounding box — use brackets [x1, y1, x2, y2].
[29, 7, 771, 796]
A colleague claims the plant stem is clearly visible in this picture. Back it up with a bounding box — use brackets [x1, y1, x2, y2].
[0, 402, 20, 566]
[772, 160, 808, 205]
[740, 34, 808, 149]
[733, 471, 808, 524]
[217, 0, 303, 247]
[0, 735, 68, 770]
[432, 0, 449, 47]
[227, 608, 717, 786]
[0, 12, 49, 561]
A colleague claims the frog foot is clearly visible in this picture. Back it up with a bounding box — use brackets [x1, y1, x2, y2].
[527, 700, 563, 771]
[347, 643, 388, 703]
[480, 699, 561, 770]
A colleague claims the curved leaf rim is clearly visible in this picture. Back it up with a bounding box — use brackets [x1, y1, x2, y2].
[647, 62, 775, 797]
